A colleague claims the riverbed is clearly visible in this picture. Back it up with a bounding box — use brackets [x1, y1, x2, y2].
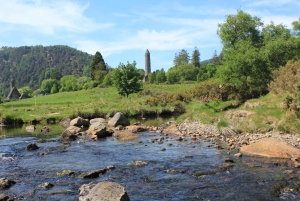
[0, 124, 299, 200]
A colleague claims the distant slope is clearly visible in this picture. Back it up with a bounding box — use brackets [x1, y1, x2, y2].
[0, 45, 93, 97]
[200, 59, 213, 65]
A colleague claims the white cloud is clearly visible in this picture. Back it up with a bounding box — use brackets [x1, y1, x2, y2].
[244, 0, 299, 7]
[76, 25, 220, 58]
[0, 0, 113, 35]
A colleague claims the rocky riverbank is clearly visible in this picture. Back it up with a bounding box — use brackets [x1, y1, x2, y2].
[176, 119, 300, 149]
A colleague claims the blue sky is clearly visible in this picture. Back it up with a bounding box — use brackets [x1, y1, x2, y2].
[0, 0, 299, 71]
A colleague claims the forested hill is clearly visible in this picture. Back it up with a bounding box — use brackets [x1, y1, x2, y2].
[0, 45, 93, 97]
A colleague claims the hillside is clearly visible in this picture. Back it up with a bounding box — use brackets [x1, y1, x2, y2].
[0, 45, 93, 97]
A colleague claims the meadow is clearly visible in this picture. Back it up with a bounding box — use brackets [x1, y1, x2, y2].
[1, 83, 299, 134]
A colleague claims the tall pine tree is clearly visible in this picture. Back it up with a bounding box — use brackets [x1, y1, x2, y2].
[91, 51, 106, 81]
[191, 46, 200, 67]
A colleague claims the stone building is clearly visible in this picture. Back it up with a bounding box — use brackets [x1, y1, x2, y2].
[7, 79, 23, 100]
[143, 49, 151, 82]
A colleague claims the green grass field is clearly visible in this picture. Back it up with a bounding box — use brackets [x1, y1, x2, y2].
[1, 84, 300, 134]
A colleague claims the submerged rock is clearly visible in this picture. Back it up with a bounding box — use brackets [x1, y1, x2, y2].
[125, 125, 147, 133]
[0, 194, 12, 201]
[78, 181, 130, 201]
[26, 143, 39, 151]
[108, 112, 130, 127]
[240, 137, 300, 159]
[41, 126, 51, 133]
[129, 160, 149, 167]
[113, 131, 140, 141]
[79, 168, 107, 178]
[0, 178, 16, 189]
[38, 182, 54, 189]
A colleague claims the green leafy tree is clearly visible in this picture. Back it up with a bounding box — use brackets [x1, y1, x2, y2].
[91, 51, 107, 82]
[156, 68, 167, 83]
[50, 83, 59, 93]
[60, 75, 78, 92]
[167, 63, 198, 83]
[19, 86, 33, 97]
[173, 49, 190, 66]
[102, 71, 115, 87]
[191, 46, 200, 67]
[217, 10, 263, 50]
[197, 63, 217, 82]
[41, 79, 60, 93]
[217, 10, 296, 100]
[113, 61, 143, 97]
[166, 70, 179, 84]
[148, 72, 155, 84]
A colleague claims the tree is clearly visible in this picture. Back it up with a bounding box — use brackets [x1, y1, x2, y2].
[173, 49, 190, 66]
[19, 86, 33, 97]
[217, 10, 263, 50]
[217, 10, 295, 100]
[166, 70, 179, 84]
[91, 51, 107, 82]
[113, 61, 143, 97]
[191, 46, 200, 67]
[41, 79, 60, 93]
[148, 72, 155, 84]
[156, 68, 167, 83]
[60, 75, 78, 92]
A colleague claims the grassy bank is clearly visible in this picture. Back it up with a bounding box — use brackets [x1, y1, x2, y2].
[1, 84, 300, 134]
[0, 84, 194, 123]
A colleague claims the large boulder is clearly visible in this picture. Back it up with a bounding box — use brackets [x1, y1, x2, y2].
[60, 117, 71, 128]
[90, 118, 107, 125]
[108, 112, 130, 127]
[240, 137, 300, 159]
[60, 126, 83, 141]
[162, 124, 182, 135]
[113, 131, 140, 141]
[78, 182, 130, 201]
[88, 122, 108, 138]
[70, 117, 89, 127]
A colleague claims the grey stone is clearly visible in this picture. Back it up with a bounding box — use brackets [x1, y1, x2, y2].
[78, 182, 130, 201]
[108, 112, 130, 127]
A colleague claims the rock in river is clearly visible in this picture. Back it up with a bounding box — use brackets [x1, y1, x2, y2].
[113, 131, 140, 141]
[88, 122, 108, 138]
[240, 137, 300, 159]
[60, 126, 83, 141]
[78, 181, 130, 201]
[25, 125, 35, 132]
[26, 143, 39, 151]
[108, 112, 130, 127]
[0, 178, 16, 189]
[70, 116, 89, 127]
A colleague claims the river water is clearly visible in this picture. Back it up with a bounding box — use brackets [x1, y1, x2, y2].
[0, 124, 299, 200]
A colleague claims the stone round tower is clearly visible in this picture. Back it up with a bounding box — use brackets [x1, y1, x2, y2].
[144, 49, 151, 82]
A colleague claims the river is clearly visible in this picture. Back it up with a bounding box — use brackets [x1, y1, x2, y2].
[0, 123, 299, 200]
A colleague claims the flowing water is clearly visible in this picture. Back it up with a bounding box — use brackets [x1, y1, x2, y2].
[0, 123, 299, 200]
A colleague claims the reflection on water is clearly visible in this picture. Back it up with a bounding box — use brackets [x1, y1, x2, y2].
[0, 123, 299, 200]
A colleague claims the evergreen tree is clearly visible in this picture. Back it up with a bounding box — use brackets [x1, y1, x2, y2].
[191, 46, 200, 67]
[91, 51, 107, 81]
[173, 49, 190, 66]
